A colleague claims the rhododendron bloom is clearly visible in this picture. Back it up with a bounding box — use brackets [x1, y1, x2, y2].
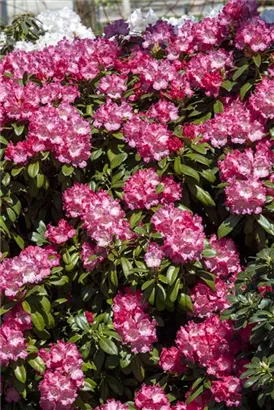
[225, 179, 266, 215]
[211, 376, 242, 407]
[5, 103, 92, 168]
[196, 101, 266, 147]
[159, 347, 186, 374]
[93, 99, 132, 131]
[97, 74, 127, 99]
[222, 0, 258, 20]
[123, 168, 182, 210]
[134, 384, 171, 410]
[63, 183, 94, 218]
[203, 235, 241, 278]
[186, 49, 232, 96]
[39, 341, 84, 410]
[151, 204, 205, 264]
[190, 279, 230, 318]
[45, 219, 76, 245]
[176, 315, 238, 378]
[94, 399, 129, 410]
[219, 142, 273, 182]
[81, 242, 107, 271]
[144, 242, 164, 268]
[235, 17, 272, 52]
[0, 324, 28, 366]
[249, 78, 274, 120]
[63, 185, 133, 247]
[147, 99, 179, 123]
[3, 304, 32, 331]
[113, 289, 157, 353]
[0, 246, 60, 297]
[123, 116, 181, 162]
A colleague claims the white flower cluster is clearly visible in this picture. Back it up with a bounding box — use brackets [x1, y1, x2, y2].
[126, 8, 158, 34]
[14, 7, 94, 52]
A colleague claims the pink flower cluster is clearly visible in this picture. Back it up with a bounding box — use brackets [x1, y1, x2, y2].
[250, 77, 274, 120]
[45, 219, 76, 245]
[184, 100, 266, 148]
[134, 384, 211, 410]
[144, 242, 164, 268]
[97, 74, 127, 99]
[176, 315, 242, 406]
[151, 204, 205, 264]
[39, 341, 84, 410]
[146, 99, 179, 123]
[80, 242, 108, 272]
[94, 399, 128, 410]
[0, 38, 118, 82]
[123, 115, 183, 162]
[219, 142, 272, 214]
[113, 289, 157, 353]
[93, 99, 132, 131]
[190, 279, 231, 318]
[63, 184, 133, 247]
[123, 168, 182, 210]
[235, 17, 273, 52]
[0, 304, 31, 367]
[186, 49, 233, 97]
[203, 235, 241, 278]
[159, 346, 185, 374]
[0, 245, 60, 298]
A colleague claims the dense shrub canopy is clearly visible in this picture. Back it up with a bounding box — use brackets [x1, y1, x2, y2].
[0, 1, 274, 409]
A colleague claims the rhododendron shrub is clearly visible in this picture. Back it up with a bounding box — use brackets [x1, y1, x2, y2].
[0, 1, 274, 409]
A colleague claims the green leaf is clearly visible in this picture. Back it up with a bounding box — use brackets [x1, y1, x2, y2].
[0, 216, 11, 237]
[232, 64, 248, 81]
[201, 249, 217, 258]
[120, 257, 132, 278]
[240, 82, 253, 100]
[83, 378, 97, 392]
[221, 80, 236, 92]
[130, 211, 143, 228]
[12, 233, 25, 249]
[169, 278, 180, 302]
[174, 156, 182, 175]
[131, 356, 145, 382]
[62, 165, 74, 176]
[12, 123, 25, 136]
[198, 271, 216, 291]
[31, 311, 45, 331]
[256, 215, 274, 236]
[180, 164, 200, 182]
[178, 293, 193, 312]
[253, 54, 261, 68]
[0, 135, 8, 145]
[99, 337, 118, 355]
[108, 375, 123, 396]
[14, 364, 26, 383]
[185, 153, 211, 166]
[186, 384, 204, 404]
[217, 215, 242, 238]
[28, 356, 46, 373]
[28, 162, 40, 178]
[213, 100, 223, 114]
[166, 266, 179, 286]
[7, 208, 16, 222]
[110, 153, 128, 169]
[192, 185, 215, 207]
